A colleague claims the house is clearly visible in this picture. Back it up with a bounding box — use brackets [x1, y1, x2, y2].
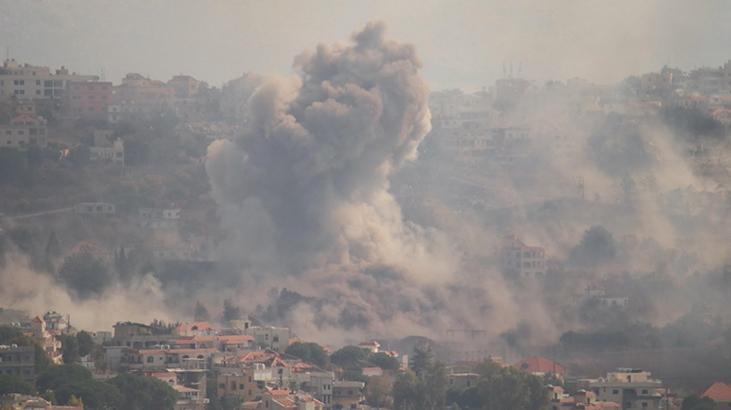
[702, 382, 731, 407]
[501, 236, 546, 279]
[215, 366, 262, 402]
[515, 356, 566, 378]
[0, 394, 83, 410]
[448, 373, 480, 390]
[88, 129, 124, 164]
[589, 369, 664, 410]
[73, 202, 116, 215]
[0, 104, 48, 148]
[246, 326, 291, 353]
[357, 341, 380, 353]
[332, 380, 365, 410]
[175, 321, 216, 337]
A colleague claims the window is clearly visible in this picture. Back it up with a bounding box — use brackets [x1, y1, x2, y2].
[44, 80, 52, 87]
[239, 384, 244, 389]
[36, 80, 40, 85]
[147, 356, 154, 363]
[641, 389, 648, 394]
[642, 403, 648, 408]
[612, 389, 619, 395]
[218, 383, 225, 389]
[231, 381, 236, 390]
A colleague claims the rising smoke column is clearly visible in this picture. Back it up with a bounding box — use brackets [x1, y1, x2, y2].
[206, 22, 452, 277]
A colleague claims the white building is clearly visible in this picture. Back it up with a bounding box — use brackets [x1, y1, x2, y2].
[0, 59, 98, 100]
[589, 369, 664, 410]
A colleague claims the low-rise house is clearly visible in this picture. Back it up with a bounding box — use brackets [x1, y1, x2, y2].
[589, 369, 664, 410]
[73, 202, 116, 215]
[332, 380, 365, 410]
[0, 393, 83, 410]
[702, 382, 731, 407]
[448, 372, 479, 391]
[0, 104, 48, 148]
[515, 356, 566, 379]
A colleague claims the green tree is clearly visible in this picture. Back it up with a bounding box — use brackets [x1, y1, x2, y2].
[76, 331, 94, 357]
[58, 249, 112, 299]
[108, 373, 178, 410]
[393, 350, 447, 410]
[0, 374, 36, 395]
[368, 352, 400, 371]
[472, 360, 548, 410]
[222, 299, 242, 322]
[409, 343, 435, 377]
[682, 395, 717, 410]
[37, 364, 122, 408]
[60, 335, 80, 364]
[285, 342, 328, 368]
[194, 301, 210, 322]
[330, 345, 369, 369]
[365, 375, 393, 408]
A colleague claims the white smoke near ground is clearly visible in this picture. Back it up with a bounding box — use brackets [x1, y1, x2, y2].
[0, 252, 171, 330]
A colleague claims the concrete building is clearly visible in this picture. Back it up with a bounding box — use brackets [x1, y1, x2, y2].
[589, 369, 664, 410]
[447, 372, 480, 391]
[215, 366, 262, 402]
[0, 104, 48, 148]
[0, 345, 35, 381]
[65, 81, 113, 120]
[331, 380, 365, 410]
[246, 326, 291, 353]
[0, 59, 98, 100]
[501, 236, 546, 279]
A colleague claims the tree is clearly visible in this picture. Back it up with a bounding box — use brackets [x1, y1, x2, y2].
[409, 343, 435, 377]
[393, 348, 447, 410]
[109, 373, 178, 410]
[470, 360, 548, 410]
[58, 249, 113, 299]
[194, 301, 210, 322]
[0, 374, 35, 395]
[37, 364, 122, 409]
[76, 331, 94, 358]
[222, 299, 242, 322]
[285, 342, 328, 368]
[330, 345, 369, 369]
[365, 375, 393, 408]
[682, 395, 717, 410]
[369, 352, 400, 371]
[60, 335, 80, 364]
[568, 225, 617, 268]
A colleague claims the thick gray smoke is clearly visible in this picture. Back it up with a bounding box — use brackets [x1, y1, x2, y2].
[207, 22, 453, 277]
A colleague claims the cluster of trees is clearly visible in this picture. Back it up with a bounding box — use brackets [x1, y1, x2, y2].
[0, 362, 178, 409]
[283, 342, 400, 375]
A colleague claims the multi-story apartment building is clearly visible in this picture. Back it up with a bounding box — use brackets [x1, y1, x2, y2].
[589, 369, 664, 410]
[0, 59, 98, 100]
[0, 345, 35, 381]
[501, 235, 546, 279]
[65, 81, 113, 120]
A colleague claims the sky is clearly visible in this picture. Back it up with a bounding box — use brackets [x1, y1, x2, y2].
[1, 0, 730, 90]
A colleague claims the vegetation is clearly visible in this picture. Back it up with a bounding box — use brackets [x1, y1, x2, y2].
[285, 342, 329, 368]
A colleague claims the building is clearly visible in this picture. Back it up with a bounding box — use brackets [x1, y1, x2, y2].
[0, 345, 35, 381]
[515, 356, 566, 379]
[0, 59, 98, 100]
[88, 129, 124, 164]
[0, 104, 48, 148]
[589, 369, 664, 410]
[547, 386, 621, 410]
[702, 382, 731, 407]
[0, 393, 83, 410]
[215, 366, 262, 402]
[331, 380, 365, 410]
[448, 373, 480, 391]
[246, 326, 291, 353]
[65, 81, 113, 120]
[73, 202, 116, 215]
[110, 73, 175, 120]
[139, 207, 181, 229]
[501, 236, 547, 279]
[259, 388, 325, 410]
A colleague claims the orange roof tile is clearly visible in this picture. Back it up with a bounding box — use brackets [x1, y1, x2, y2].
[514, 356, 566, 376]
[703, 382, 731, 402]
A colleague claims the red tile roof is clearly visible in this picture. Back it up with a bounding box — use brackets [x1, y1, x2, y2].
[703, 382, 731, 402]
[514, 356, 566, 376]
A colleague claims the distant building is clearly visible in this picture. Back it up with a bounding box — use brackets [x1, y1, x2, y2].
[0, 393, 83, 410]
[515, 356, 566, 378]
[0, 344, 35, 381]
[702, 382, 731, 407]
[501, 236, 546, 279]
[246, 326, 291, 353]
[73, 202, 116, 215]
[0, 59, 98, 100]
[331, 380, 365, 410]
[0, 103, 48, 148]
[448, 372, 479, 391]
[589, 369, 664, 410]
[65, 81, 113, 120]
